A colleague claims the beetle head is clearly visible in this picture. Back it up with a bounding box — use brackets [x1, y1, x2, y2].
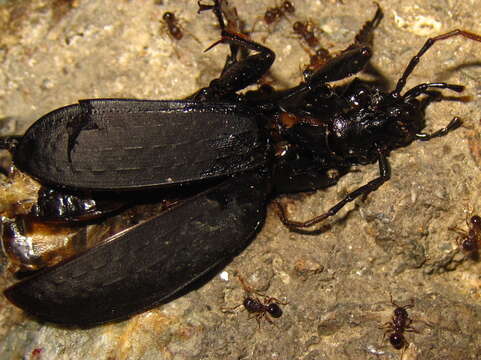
[345, 79, 424, 152]
[330, 80, 423, 163]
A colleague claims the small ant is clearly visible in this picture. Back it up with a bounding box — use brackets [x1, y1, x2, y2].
[291, 20, 334, 79]
[252, 1, 295, 33]
[305, 48, 332, 73]
[264, 1, 295, 25]
[449, 213, 481, 256]
[380, 295, 418, 351]
[162, 12, 183, 40]
[224, 275, 287, 326]
[292, 20, 319, 48]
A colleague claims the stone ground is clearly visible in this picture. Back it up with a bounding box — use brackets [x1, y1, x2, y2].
[0, 0, 480, 359]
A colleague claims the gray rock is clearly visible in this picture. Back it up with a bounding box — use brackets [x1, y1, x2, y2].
[1, 0, 480, 359]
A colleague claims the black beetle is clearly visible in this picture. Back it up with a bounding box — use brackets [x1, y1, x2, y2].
[1, 0, 480, 326]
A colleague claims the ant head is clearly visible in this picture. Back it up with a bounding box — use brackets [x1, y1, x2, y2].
[293, 21, 305, 32]
[393, 306, 409, 320]
[163, 12, 175, 21]
[267, 303, 283, 318]
[471, 215, 481, 226]
[282, 1, 295, 13]
[389, 332, 406, 350]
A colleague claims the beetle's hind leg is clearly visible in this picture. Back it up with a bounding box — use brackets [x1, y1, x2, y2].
[195, 0, 275, 101]
[351, 2, 383, 47]
[275, 150, 391, 230]
[280, 4, 382, 107]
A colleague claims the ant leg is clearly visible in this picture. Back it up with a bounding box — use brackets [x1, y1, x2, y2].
[390, 296, 414, 310]
[393, 29, 481, 96]
[415, 117, 461, 141]
[389, 293, 402, 309]
[379, 322, 395, 331]
[221, 303, 243, 313]
[405, 326, 419, 334]
[264, 296, 288, 306]
[449, 226, 467, 236]
[404, 298, 415, 309]
[276, 150, 390, 229]
[237, 275, 255, 294]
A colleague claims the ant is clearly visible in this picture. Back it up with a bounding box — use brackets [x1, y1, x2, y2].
[449, 213, 481, 257]
[292, 20, 333, 77]
[251, 1, 295, 33]
[224, 275, 287, 326]
[304, 48, 332, 76]
[380, 295, 418, 351]
[292, 20, 319, 48]
[162, 12, 183, 40]
[264, 1, 295, 25]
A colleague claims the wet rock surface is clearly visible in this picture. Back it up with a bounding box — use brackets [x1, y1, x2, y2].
[0, 0, 480, 359]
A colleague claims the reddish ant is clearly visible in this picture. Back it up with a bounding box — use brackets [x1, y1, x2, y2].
[449, 213, 481, 257]
[223, 275, 287, 326]
[291, 20, 333, 78]
[379, 295, 418, 351]
[264, 1, 295, 25]
[305, 48, 332, 74]
[293, 20, 319, 48]
[162, 12, 183, 40]
[252, 1, 295, 33]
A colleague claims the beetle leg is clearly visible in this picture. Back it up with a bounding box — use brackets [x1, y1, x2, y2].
[415, 117, 461, 141]
[195, 41, 275, 101]
[275, 149, 390, 229]
[197, 31, 275, 101]
[393, 30, 481, 96]
[280, 5, 382, 107]
[350, 2, 383, 47]
[195, 0, 275, 101]
[198, 0, 238, 73]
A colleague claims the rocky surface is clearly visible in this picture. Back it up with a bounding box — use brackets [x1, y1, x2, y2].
[0, 0, 480, 359]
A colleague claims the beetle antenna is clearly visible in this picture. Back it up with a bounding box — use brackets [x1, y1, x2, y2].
[392, 30, 481, 97]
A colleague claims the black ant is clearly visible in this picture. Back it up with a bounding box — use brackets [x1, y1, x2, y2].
[162, 12, 183, 40]
[224, 275, 287, 326]
[449, 213, 481, 257]
[380, 296, 418, 351]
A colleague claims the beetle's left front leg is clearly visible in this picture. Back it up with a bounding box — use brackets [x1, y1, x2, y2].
[276, 149, 390, 230]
